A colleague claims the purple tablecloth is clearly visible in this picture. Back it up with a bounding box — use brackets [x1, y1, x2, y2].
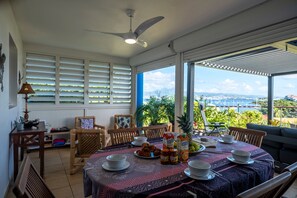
[83, 138, 274, 198]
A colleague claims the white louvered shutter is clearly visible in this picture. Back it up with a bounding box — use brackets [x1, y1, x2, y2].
[88, 61, 110, 104]
[59, 57, 84, 104]
[26, 53, 56, 103]
[112, 64, 131, 104]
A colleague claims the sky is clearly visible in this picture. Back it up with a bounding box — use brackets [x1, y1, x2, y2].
[143, 65, 297, 98]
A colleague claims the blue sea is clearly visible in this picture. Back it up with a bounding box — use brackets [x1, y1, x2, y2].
[201, 98, 261, 112]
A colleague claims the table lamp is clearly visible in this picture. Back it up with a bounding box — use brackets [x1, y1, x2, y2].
[18, 82, 35, 122]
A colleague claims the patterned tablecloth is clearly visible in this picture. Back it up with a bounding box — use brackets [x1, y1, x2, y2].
[83, 138, 274, 198]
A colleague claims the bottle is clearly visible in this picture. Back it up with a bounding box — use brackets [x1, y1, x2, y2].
[160, 149, 170, 165]
[177, 133, 189, 163]
[170, 149, 179, 165]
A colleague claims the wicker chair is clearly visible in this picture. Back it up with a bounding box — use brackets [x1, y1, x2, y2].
[70, 128, 106, 174]
[142, 124, 169, 140]
[114, 114, 136, 129]
[236, 171, 291, 198]
[108, 127, 139, 145]
[75, 116, 105, 129]
[228, 127, 267, 147]
[13, 156, 55, 198]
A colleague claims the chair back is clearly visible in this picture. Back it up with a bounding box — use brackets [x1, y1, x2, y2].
[229, 127, 266, 147]
[236, 171, 291, 198]
[114, 114, 134, 129]
[199, 104, 211, 131]
[276, 161, 297, 196]
[75, 129, 106, 157]
[108, 127, 139, 145]
[75, 116, 96, 129]
[142, 124, 169, 140]
[13, 156, 55, 198]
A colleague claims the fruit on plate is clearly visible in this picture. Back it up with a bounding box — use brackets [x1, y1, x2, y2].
[189, 141, 201, 153]
[136, 143, 161, 157]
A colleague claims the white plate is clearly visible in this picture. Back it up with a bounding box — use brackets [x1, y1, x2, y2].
[102, 161, 130, 171]
[134, 151, 160, 159]
[218, 139, 237, 144]
[189, 144, 206, 154]
[131, 141, 149, 147]
[184, 168, 215, 180]
[227, 156, 254, 165]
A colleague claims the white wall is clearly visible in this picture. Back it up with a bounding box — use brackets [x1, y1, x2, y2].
[0, 0, 24, 196]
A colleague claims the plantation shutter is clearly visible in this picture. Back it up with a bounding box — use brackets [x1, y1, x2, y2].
[112, 64, 131, 104]
[88, 61, 110, 104]
[25, 53, 56, 103]
[59, 57, 84, 104]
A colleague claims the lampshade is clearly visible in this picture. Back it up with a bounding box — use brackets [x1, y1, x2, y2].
[18, 82, 35, 94]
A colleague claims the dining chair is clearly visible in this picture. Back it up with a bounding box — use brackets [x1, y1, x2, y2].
[142, 124, 169, 140]
[108, 127, 139, 145]
[114, 114, 136, 129]
[70, 128, 106, 174]
[75, 116, 105, 130]
[228, 127, 267, 147]
[274, 161, 297, 197]
[199, 104, 227, 136]
[13, 156, 55, 198]
[236, 171, 291, 198]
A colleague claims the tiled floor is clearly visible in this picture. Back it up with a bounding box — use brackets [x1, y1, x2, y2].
[5, 148, 297, 198]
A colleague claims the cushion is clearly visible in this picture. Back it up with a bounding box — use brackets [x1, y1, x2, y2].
[80, 118, 94, 129]
[281, 127, 297, 150]
[246, 123, 282, 148]
[117, 116, 131, 128]
[280, 148, 297, 164]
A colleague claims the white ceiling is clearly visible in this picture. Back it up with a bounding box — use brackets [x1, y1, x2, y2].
[10, 0, 266, 58]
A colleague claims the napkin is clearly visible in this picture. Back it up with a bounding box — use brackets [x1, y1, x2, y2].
[192, 137, 217, 148]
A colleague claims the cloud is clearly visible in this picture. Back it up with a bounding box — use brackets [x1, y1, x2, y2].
[282, 74, 297, 79]
[144, 71, 175, 93]
[285, 83, 295, 88]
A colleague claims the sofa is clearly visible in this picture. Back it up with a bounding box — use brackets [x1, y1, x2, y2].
[247, 123, 297, 170]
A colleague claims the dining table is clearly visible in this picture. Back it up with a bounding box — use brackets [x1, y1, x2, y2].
[83, 137, 274, 198]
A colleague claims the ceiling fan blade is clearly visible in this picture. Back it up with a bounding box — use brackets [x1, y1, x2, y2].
[136, 40, 148, 48]
[134, 16, 164, 37]
[85, 29, 127, 39]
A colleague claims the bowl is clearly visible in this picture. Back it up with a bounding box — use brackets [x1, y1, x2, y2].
[222, 135, 234, 143]
[134, 136, 147, 144]
[231, 150, 251, 162]
[188, 160, 211, 177]
[106, 154, 127, 169]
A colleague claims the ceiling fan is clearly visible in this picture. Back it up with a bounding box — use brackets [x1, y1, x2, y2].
[86, 9, 164, 48]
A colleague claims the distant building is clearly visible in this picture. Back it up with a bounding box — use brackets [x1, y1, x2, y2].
[284, 95, 297, 101]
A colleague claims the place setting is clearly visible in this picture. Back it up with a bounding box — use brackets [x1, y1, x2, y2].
[131, 136, 149, 147]
[184, 160, 217, 181]
[218, 135, 237, 144]
[227, 149, 254, 165]
[102, 154, 130, 171]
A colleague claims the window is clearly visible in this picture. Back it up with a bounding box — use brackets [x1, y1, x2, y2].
[59, 57, 84, 104]
[26, 53, 56, 103]
[112, 64, 131, 104]
[25, 53, 131, 105]
[88, 61, 110, 104]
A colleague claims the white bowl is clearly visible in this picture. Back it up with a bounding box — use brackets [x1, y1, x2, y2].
[188, 160, 211, 177]
[106, 154, 127, 169]
[222, 135, 234, 143]
[134, 136, 147, 144]
[231, 150, 251, 162]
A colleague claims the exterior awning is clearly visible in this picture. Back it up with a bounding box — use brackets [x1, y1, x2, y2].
[195, 38, 297, 76]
